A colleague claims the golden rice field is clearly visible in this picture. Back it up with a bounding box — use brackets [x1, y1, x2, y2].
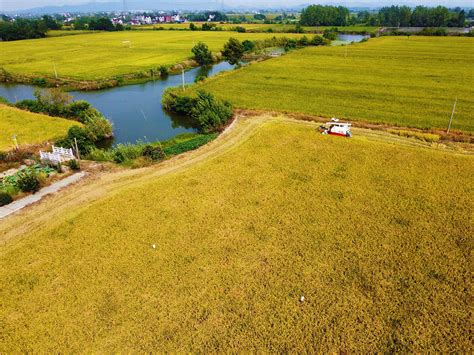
[0, 116, 471, 351]
[0, 31, 304, 81]
[0, 104, 79, 151]
[196, 36, 474, 132]
[136, 23, 378, 34]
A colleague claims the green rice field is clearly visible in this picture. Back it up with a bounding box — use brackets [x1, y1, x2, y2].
[195, 36, 474, 132]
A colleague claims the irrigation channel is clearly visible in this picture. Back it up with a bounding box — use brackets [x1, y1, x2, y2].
[0, 35, 367, 146]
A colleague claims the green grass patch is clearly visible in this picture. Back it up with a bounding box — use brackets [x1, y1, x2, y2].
[0, 104, 80, 151]
[0, 120, 472, 351]
[195, 36, 474, 132]
[163, 133, 218, 156]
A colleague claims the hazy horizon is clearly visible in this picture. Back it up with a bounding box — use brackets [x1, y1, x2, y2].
[1, 0, 472, 12]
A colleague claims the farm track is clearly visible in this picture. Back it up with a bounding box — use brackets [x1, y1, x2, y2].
[0, 113, 470, 245]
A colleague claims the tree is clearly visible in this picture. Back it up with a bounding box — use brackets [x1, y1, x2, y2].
[254, 14, 266, 21]
[192, 42, 213, 65]
[42, 15, 61, 30]
[222, 38, 245, 65]
[0, 19, 48, 41]
[300, 5, 349, 26]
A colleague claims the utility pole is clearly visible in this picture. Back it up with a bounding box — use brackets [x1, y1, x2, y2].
[182, 69, 185, 91]
[53, 62, 58, 79]
[447, 97, 457, 134]
[12, 134, 19, 150]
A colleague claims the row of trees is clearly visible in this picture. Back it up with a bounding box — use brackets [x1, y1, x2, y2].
[0, 15, 61, 41]
[73, 17, 124, 31]
[378, 6, 466, 27]
[300, 4, 470, 27]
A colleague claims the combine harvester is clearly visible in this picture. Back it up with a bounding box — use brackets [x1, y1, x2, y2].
[320, 118, 352, 138]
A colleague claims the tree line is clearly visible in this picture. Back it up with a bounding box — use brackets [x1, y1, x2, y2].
[0, 15, 124, 41]
[0, 15, 60, 41]
[300, 4, 469, 27]
[378, 6, 466, 27]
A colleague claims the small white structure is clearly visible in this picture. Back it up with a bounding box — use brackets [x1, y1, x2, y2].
[320, 118, 352, 138]
[40, 146, 75, 165]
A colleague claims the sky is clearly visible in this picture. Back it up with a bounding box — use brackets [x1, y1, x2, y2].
[1, 0, 472, 12]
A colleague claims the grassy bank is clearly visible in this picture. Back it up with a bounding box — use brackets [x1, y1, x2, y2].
[194, 36, 474, 132]
[0, 104, 80, 151]
[0, 117, 471, 351]
[0, 31, 304, 84]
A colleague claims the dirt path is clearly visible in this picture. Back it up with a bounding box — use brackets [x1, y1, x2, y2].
[0, 114, 469, 245]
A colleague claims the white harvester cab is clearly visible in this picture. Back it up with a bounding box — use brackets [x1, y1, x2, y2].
[320, 118, 352, 138]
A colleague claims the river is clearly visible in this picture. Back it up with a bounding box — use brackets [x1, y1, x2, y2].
[0, 62, 235, 145]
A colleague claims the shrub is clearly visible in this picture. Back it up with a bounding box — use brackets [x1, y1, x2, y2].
[162, 88, 195, 114]
[191, 91, 233, 133]
[195, 75, 207, 83]
[84, 116, 113, 141]
[142, 145, 166, 161]
[67, 159, 80, 170]
[323, 29, 338, 40]
[87, 147, 114, 162]
[298, 35, 309, 46]
[235, 26, 246, 33]
[0, 192, 13, 206]
[284, 39, 297, 51]
[192, 42, 213, 65]
[311, 35, 329, 46]
[16, 169, 40, 193]
[57, 125, 95, 155]
[159, 65, 169, 78]
[112, 143, 145, 163]
[242, 40, 255, 52]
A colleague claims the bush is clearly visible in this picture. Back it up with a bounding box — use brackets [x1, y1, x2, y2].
[57, 125, 95, 155]
[323, 29, 338, 40]
[162, 88, 195, 114]
[67, 159, 80, 170]
[0, 192, 13, 206]
[235, 26, 246, 33]
[159, 65, 169, 78]
[194, 75, 207, 83]
[311, 35, 330, 46]
[192, 42, 213, 65]
[191, 91, 233, 133]
[298, 35, 309, 46]
[112, 143, 145, 163]
[87, 147, 114, 162]
[242, 39, 255, 52]
[16, 169, 40, 193]
[142, 145, 166, 161]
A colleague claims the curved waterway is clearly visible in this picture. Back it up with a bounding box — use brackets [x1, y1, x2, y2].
[0, 62, 235, 146]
